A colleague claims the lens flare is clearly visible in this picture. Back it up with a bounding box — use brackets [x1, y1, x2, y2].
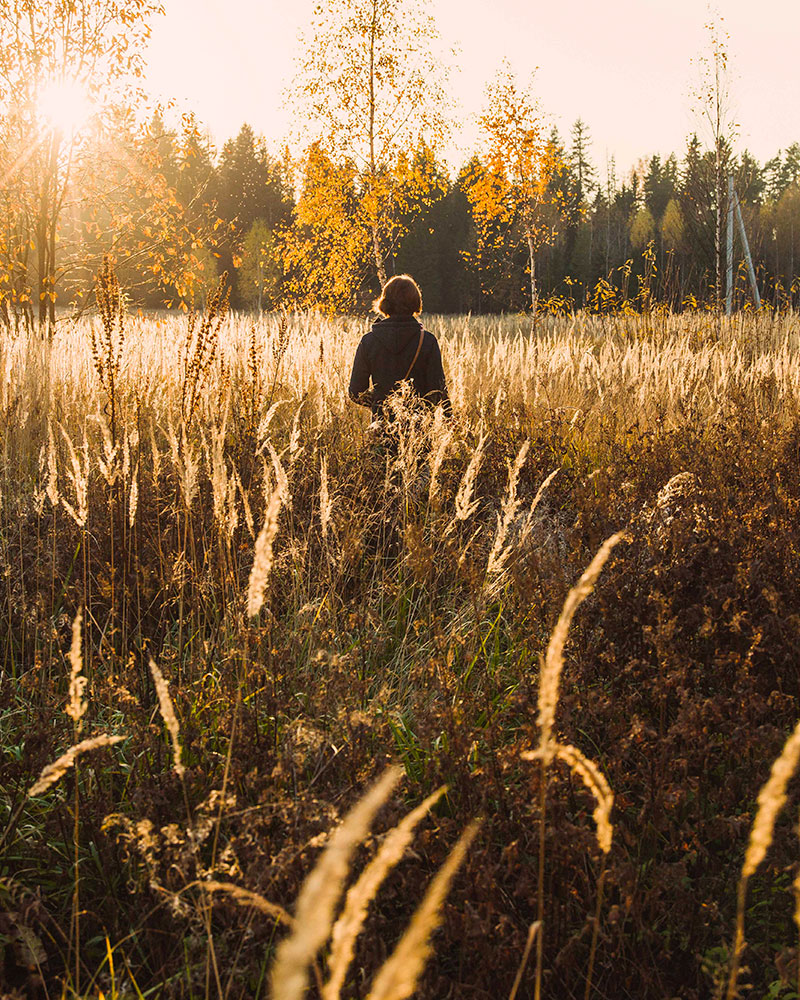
[38, 78, 94, 135]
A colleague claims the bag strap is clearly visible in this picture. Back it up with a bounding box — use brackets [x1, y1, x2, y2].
[403, 328, 425, 381]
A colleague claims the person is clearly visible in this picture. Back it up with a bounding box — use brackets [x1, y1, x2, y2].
[348, 275, 451, 432]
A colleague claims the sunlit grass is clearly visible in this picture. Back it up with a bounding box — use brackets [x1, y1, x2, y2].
[3, 304, 800, 999]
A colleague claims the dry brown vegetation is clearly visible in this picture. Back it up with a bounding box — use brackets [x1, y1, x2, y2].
[3, 296, 800, 998]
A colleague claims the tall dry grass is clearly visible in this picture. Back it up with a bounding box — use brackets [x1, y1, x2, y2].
[4, 298, 800, 998]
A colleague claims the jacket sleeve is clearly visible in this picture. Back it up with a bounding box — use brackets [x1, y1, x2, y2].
[348, 339, 373, 407]
[423, 337, 452, 416]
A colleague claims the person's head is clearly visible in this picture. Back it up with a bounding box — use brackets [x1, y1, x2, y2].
[374, 274, 422, 318]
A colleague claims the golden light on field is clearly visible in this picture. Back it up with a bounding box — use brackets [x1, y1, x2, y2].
[38, 78, 94, 135]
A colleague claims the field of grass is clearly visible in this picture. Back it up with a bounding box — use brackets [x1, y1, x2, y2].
[3, 300, 800, 999]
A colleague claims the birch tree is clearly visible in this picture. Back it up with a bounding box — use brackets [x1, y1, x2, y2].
[292, 0, 450, 288]
[691, 10, 737, 312]
[0, 0, 163, 330]
[467, 64, 566, 322]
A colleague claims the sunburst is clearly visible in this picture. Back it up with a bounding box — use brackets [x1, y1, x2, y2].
[38, 78, 94, 135]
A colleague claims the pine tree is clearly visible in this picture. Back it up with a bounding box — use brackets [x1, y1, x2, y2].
[213, 124, 293, 305]
[644, 154, 677, 224]
[569, 118, 596, 203]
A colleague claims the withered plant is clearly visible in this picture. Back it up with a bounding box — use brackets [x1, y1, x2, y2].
[180, 271, 230, 432]
[5, 302, 800, 999]
[92, 254, 125, 449]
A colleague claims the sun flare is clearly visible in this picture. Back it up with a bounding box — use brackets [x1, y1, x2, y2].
[38, 78, 94, 135]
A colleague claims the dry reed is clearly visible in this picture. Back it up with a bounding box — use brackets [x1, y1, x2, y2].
[148, 658, 185, 778]
[516, 467, 560, 546]
[523, 742, 614, 854]
[365, 819, 481, 1000]
[201, 881, 294, 927]
[508, 922, 541, 1000]
[28, 735, 124, 797]
[247, 486, 283, 618]
[324, 786, 448, 1000]
[65, 611, 87, 728]
[727, 717, 800, 999]
[269, 767, 402, 1000]
[8, 307, 800, 998]
[537, 531, 628, 760]
[451, 432, 486, 526]
[486, 439, 530, 578]
[319, 456, 333, 545]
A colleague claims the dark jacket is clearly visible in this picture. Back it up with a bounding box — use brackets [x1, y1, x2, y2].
[348, 316, 451, 417]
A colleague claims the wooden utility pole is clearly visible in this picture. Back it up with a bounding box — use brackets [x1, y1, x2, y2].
[726, 175, 761, 314]
[726, 176, 734, 315]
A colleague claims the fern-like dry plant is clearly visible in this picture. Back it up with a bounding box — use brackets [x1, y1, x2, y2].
[180, 272, 230, 431]
[92, 254, 125, 449]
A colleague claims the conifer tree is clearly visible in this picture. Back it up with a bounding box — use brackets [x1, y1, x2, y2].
[569, 118, 596, 203]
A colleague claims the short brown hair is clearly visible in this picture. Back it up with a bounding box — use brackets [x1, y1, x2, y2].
[374, 274, 422, 317]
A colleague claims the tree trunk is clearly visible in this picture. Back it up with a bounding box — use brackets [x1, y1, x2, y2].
[527, 231, 538, 331]
[48, 213, 57, 333]
[37, 130, 60, 335]
[372, 223, 387, 287]
[36, 190, 48, 331]
[367, 0, 386, 289]
[715, 140, 723, 316]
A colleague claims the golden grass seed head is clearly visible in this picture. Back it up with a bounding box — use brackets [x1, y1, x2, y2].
[793, 810, 800, 942]
[366, 819, 481, 1000]
[59, 425, 89, 528]
[319, 456, 333, 545]
[202, 881, 294, 927]
[65, 610, 87, 728]
[148, 658, 185, 778]
[450, 432, 486, 528]
[128, 464, 139, 528]
[247, 486, 282, 618]
[742, 718, 800, 879]
[324, 786, 448, 1000]
[268, 442, 291, 507]
[486, 439, 530, 577]
[233, 468, 255, 539]
[28, 734, 124, 797]
[270, 767, 402, 1000]
[523, 743, 614, 854]
[46, 423, 59, 508]
[538, 531, 627, 758]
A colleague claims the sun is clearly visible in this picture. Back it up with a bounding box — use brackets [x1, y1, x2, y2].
[38, 78, 95, 135]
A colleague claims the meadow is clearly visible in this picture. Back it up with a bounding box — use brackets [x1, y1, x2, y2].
[3, 294, 800, 999]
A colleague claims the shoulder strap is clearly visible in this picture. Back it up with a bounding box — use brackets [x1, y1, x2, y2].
[403, 328, 425, 380]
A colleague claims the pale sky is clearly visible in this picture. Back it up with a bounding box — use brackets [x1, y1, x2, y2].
[144, 0, 800, 178]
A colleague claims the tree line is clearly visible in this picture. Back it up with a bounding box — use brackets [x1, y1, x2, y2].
[1, 0, 799, 328]
[70, 117, 800, 316]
